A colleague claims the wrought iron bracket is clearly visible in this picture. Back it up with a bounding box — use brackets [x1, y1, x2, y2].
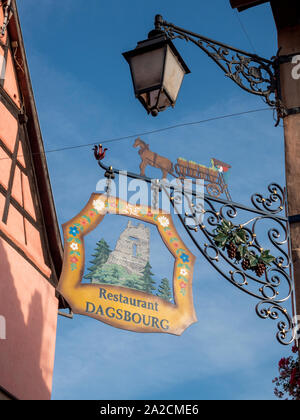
[154, 14, 284, 124]
[96, 158, 295, 345]
[277, 52, 300, 65]
[283, 107, 300, 117]
[289, 214, 300, 224]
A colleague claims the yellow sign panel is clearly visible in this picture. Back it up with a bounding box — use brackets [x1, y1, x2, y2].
[57, 194, 197, 335]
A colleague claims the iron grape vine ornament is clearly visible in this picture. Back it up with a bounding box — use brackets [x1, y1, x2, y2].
[213, 219, 276, 277]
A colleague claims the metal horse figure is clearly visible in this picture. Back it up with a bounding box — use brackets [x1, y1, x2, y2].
[133, 138, 174, 179]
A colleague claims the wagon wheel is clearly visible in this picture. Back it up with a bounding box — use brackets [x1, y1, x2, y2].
[174, 163, 187, 180]
[206, 183, 222, 198]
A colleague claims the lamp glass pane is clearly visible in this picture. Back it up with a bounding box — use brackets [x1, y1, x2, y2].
[163, 45, 185, 102]
[139, 89, 171, 114]
[139, 89, 161, 108]
[157, 91, 171, 111]
[130, 47, 165, 92]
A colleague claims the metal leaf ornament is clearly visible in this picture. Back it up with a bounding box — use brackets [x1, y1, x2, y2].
[214, 219, 276, 277]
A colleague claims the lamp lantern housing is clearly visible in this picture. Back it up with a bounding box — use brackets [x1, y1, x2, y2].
[123, 29, 190, 116]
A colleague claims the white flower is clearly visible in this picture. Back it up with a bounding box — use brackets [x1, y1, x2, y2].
[129, 206, 139, 215]
[70, 243, 78, 251]
[158, 216, 169, 228]
[93, 198, 105, 213]
[180, 268, 188, 276]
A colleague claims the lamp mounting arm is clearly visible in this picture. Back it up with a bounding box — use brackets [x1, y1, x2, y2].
[155, 15, 281, 114]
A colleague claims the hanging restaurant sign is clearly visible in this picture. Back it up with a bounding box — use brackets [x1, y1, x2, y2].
[57, 194, 197, 335]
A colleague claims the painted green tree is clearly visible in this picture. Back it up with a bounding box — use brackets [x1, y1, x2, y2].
[84, 239, 111, 281]
[157, 278, 172, 302]
[140, 262, 156, 294]
[92, 264, 124, 285]
[92, 263, 144, 290]
[124, 271, 145, 291]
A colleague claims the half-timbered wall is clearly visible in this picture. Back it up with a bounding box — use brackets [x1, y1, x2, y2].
[0, 4, 59, 400]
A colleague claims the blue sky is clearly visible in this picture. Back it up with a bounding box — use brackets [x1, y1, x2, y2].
[16, 0, 293, 400]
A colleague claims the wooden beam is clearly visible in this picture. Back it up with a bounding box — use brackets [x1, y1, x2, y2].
[0, 84, 19, 118]
[230, 0, 269, 12]
[0, 138, 27, 173]
[0, 185, 41, 231]
[2, 129, 19, 224]
[0, 39, 8, 88]
[271, 0, 300, 29]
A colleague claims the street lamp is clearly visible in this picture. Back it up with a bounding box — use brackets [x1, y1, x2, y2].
[123, 14, 283, 121]
[123, 16, 190, 116]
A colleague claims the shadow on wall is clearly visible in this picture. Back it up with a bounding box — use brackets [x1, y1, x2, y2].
[0, 239, 50, 400]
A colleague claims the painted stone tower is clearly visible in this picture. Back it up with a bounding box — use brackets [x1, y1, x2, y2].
[105, 221, 150, 275]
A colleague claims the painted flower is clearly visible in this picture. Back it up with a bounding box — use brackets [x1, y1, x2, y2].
[173, 243, 179, 248]
[167, 231, 173, 236]
[180, 253, 189, 263]
[80, 219, 88, 225]
[180, 268, 188, 276]
[89, 211, 95, 217]
[70, 256, 78, 263]
[69, 226, 79, 237]
[158, 216, 169, 228]
[70, 243, 79, 251]
[147, 211, 153, 217]
[180, 281, 187, 289]
[129, 207, 139, 215]
[93, 198, 105, 213]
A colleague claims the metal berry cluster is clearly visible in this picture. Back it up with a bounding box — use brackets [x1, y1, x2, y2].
[273, 345, 300, 400]
[213, 219, 275, 277]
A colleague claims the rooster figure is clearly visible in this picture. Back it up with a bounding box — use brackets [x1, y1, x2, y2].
[93, 144, 108, 161]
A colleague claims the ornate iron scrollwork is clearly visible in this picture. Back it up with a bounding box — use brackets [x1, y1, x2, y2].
[155, 16, 281, 116]
[169, 182, 293, 345]
[97, 159, 294, 345]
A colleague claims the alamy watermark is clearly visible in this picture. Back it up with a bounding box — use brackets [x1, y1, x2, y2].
[292, 315, 300, 341]
[96, 173, 204, 221]
[0, 315, 6, 340]
[292, 55, 300, 81]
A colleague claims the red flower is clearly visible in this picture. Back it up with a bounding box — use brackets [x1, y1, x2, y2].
[80, 219, 88, 225]
[279, 358, 289, 369]
[180, 281, 186, 289]
[174, 243, 179, 248]
[292, 345, 298, 354]
[147, 211, 153, 217]
[89, 211, 95, 217]
[70, 256, 78, 263]
[290, 368, 297, 385]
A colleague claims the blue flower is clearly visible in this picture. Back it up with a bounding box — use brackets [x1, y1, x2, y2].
[180, 253, 189, 263]
[69, 226, 79, 237]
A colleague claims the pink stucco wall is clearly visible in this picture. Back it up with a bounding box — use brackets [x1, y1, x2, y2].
[0, 238, 58, 400]
[0, 5, 59, 400]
